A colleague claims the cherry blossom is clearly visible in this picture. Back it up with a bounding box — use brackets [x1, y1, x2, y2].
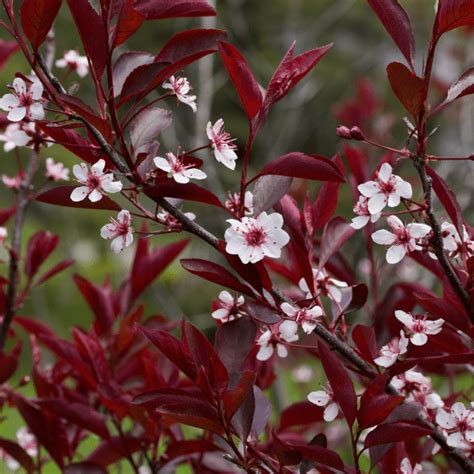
[206, 119, 238, 170]
[351, 195, 381, 229]
[0, 123, 31, 151]
[358, 163, 412, 214]
[2, 173, 22, 190]
[0, 227, 7, 245]
[157, 209, 196, 231]
[154, 152, 207, 184]
[440, 222, 474, 258]
[225, 191, 254, 216]
[374, 330, 409, 368]
[70, 159, 123, 202]
[298, 268, 348, 303]
[395, 310, 444, 346]
[45, 157, 69, 181]
[162, 75, 197, 112]
[256, 326, 297, 361]
[224, 212, 290, 264]
[307, 384, 339, 422]
[280, 302, 323, 334]
[211, 290, 245, 322]
[16, 427, 37, 458]
[372, 216, 431, 264]
[55, 50, 89, 77]
[0, 77, 44, 122]
[399, 457, 423, 474]
[436, 402, 474, 449]
[100, 210, 134, 253]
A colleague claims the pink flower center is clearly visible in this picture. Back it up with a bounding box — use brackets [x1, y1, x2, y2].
[87, 174, 102, 189]
[245, 225, 266, 247]
[19, 92, 33, 107]
[378, 176, 397, 194]
[111, 219, 129, 237]
[411, 318, 426, 333]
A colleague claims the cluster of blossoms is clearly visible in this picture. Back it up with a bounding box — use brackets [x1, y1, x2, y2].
[0, 428, 37, 471]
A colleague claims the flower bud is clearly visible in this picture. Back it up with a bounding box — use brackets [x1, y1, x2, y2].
[336, 126, 352, 139]
[350, 126, 365, 141]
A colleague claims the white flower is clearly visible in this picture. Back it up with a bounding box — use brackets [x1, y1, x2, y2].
[0, 227, 7, 245]
[70, 159, 123, 202]
[162, 75, 197, 112]
[351, 195, 381, 229]
[16, 427, 37, 458]
[358, 163, 412, 214]
[224, 212, 290, 264]
[0, 78, 44, 122]
[374, 330, 409, 368]
[45, 158, 69, 181]
[400, 457, 423, 474]
[225, 191, 253, 216]
[281, 302, 323, 334]
[2, 173, 22, 190]
[256, 329, 292, 361]
[307, 384, 339, 422]
[292, 365, 313, 383]
[298, 268, 348, 303]
[154, 152, 207, 184]
[372, 215, 431, 264]
[440, 222, 474, 258]
[100, 210, 134, 253]
[0, 123, 31, 151]
[395, 310, 444, 346]
[55, 50, 89, 77]
[211, 290, 245, 322]
[156, 209, 196, 231]
[436, 402, 474, 449]
[206, 119, 238, 170]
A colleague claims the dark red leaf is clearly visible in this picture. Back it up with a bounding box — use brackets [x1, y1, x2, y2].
[25, 231, 58, 279]
[433, 67, 474, 113]
[157, 402, 223, 433]
[0, 438, 34, 473]
[113, 0, 145, 47]
[112, 51, 154, 97]
[0, 40, 19, 70]
[252, 175, 293, 215]
[364, 421, 432, 448]
[358, 394, 405, 429]
[133, 0, 216, 20]
[20, 0, 62, 48]
[319, 217, 355, 268]
[279, 401, 324, 430]
[0, 341, 22, 384]
[367, 0, 415, 68]
[352, 324, 378, 363]
[34, 259, 75, 287]
[130, 107, 171, 151]
[223, 371, 256, 418]
[218, 41, 263, 120]
[243, 300, 281, 325]
[435, 0, 474, 38]
[87, 437, 144, 467]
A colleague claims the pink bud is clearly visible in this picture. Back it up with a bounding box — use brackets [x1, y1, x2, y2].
[350, 126, 365, 141]
[336, 126, 352, 139]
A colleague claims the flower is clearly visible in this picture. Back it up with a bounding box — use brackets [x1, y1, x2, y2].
[0, 123, 31, 151]
[372, 215, 431, 264]
[162, 75, 197, 112]
[298, 268, 348, 303]
[224, 212, 290, 264]
[55, 50, 89, 77]
[2, 173, 22, 190]
[157, 209, 196, 231]
[16, 427, 37, 458]
[394, 310, 443, 346]
[225, 191, 254, 216]
[436, 402, 474, 449]
[70, 159, 123, 202]
[100, 210, 134, 253]
[206, 119, 238, 170]
[0, 77, 44, 122]
[280, 302, 323, 334]
[358, 163, 412, 214]
[0, 227, 7, 245]
[440, 222, 474, 258]
[256, 325, 298, 361]
[400, 457, 423, 474]
[154, 152, 207, 184]
[45, 158, 69, 181]
[374, 330, 409, 368]
[351, 195, 381, 229]
[211, 290, 245, 322]
[307, 384, 339, 422]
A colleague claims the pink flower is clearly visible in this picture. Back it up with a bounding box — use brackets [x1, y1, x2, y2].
[372, 215, 431, 264]
[71, 159, 123, 202]
[351, 195, 381, 229]
[399, 457, 422, 474]
[100, 210, 134, 253]
[225, 191, 254, 216]
[0, 78, 44, 122]
[298, 268, 348, 303]
[436, 402, 474, 449]
[307, 384, 339, 422]
[440, 222, 474, 259]
[224, 212, 290, 264]
[154, 152, 207, 184]
[2, 173, 22, 190]
[206, 119, 238, 170]
[45, 158, 69, 181]
[395, 310, 444, 346]
[55, 50, 89, 77]
[256, 325, 297, 361]
[211, 290, 245, 322]
[162, 75, 197, 112]
[280, 302, 323, 334]
[358, 163, 412, 214]
[0, 227, 7, 245]
[0, 123, 31, 151]
[374, 330, 409, 368]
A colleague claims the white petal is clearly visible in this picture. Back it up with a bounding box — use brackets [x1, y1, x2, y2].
[436, 409, 456, 430]
[29, 102, 44, 120]
[70, 186, 89, 202]
[387, 215, 405, 232]
[408, 223, 432, 238]
[377, 163, 392, 182]
[372, 229, 396, 245]
[0, 93, 20, 110]
[256, 344, 273, 361]
[351, 215, 370, 229]
[30, 80, 44, 100]
[73, 163, 88, 181]
[324, 403, 339, 422]
[184, 168, 207, 180]
[13, 78, 27, 95]
[100, 224, 116, 239]
[88, 189, 103, 202]
[211, 308, 229, 321]
[307, 390, 330, 407]
[101, 180, 123, 194]
[386, 245, 406, 264]
[387, 192, 401, 208]
[279, 320, 298, 340]
[110, 236, 125, 253]
[410, 332, 428, 346]
[91, 159, 106, 176]
[281, 302, 296, 317]
[395, 310, 413, 328]
[368, 193, 387, 214]
[396, 179, 413, 199]
[276, 344, 288, 358]
[358, 181, 379, 197]
[8, 106, 26, 122]
[173, 172, 190, 184]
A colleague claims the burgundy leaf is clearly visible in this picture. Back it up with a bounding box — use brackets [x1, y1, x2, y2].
[0, 40, 19, 70]
[0, 341, 22, 384]
[130, 107, 172, 151]
[367, 0, 415, 68]
[20, 0, 62, 48]
[112, 51, 154, 97]
[0, 438, 34, 473]
[358, 394, 405, 429]
[319, 217, 355, 268]
[113, 0, 145, 47]
[243, 300, 281, 325]
[352, 324, 378, 363]
[34, 259, 75, 287]
[223, 371, 256, 418]
[25, 231, 59, 279]
[364, 421, 432, 447]
[279, 401, 324, 430]
[87, 437, 144, 467]
[433, 67, 474, 113]
[434, 0, 474, 38]
[157, 402, 223, 433]
[133, 0, 216, 20]
[252, 175, 293, 216]
[218, 41, 263, 120]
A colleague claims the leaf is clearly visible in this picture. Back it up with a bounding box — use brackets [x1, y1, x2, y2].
[352, 324, 378, 363]
[367, 0, 415, 68]
[158, 402, 223, 433]
[217, 41, 263, 120]
[318, 341, 357, 427]
[433, 67, 474, 113]
[113, 0, 145, 47]
[36, 186, 121, 211]
[364, 421, 432, 447]
[279, 401, 324, 430]
[319, 217, 355, 268]
[130, 107, 172, 151]
[252, 175, 293, 216]
[133, 0, 216, 20]
[25, 231, 59, 279]
[243, 300, 281, 324]
[358, 393, 404, 429]
[87, 437, 144, 468]
[0, 40, 18, 71]
[259, 153, 345, 183]
[223, 371, 256, 418]
[435, 0, 474, 38]
[34, 259, 75, 287]
[387, 62, 425, 119]
[20, 0, 62, 49]
[0, 438, 34, 473]
[0, 341, 22, 384]
[112, 51, 154, 98]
